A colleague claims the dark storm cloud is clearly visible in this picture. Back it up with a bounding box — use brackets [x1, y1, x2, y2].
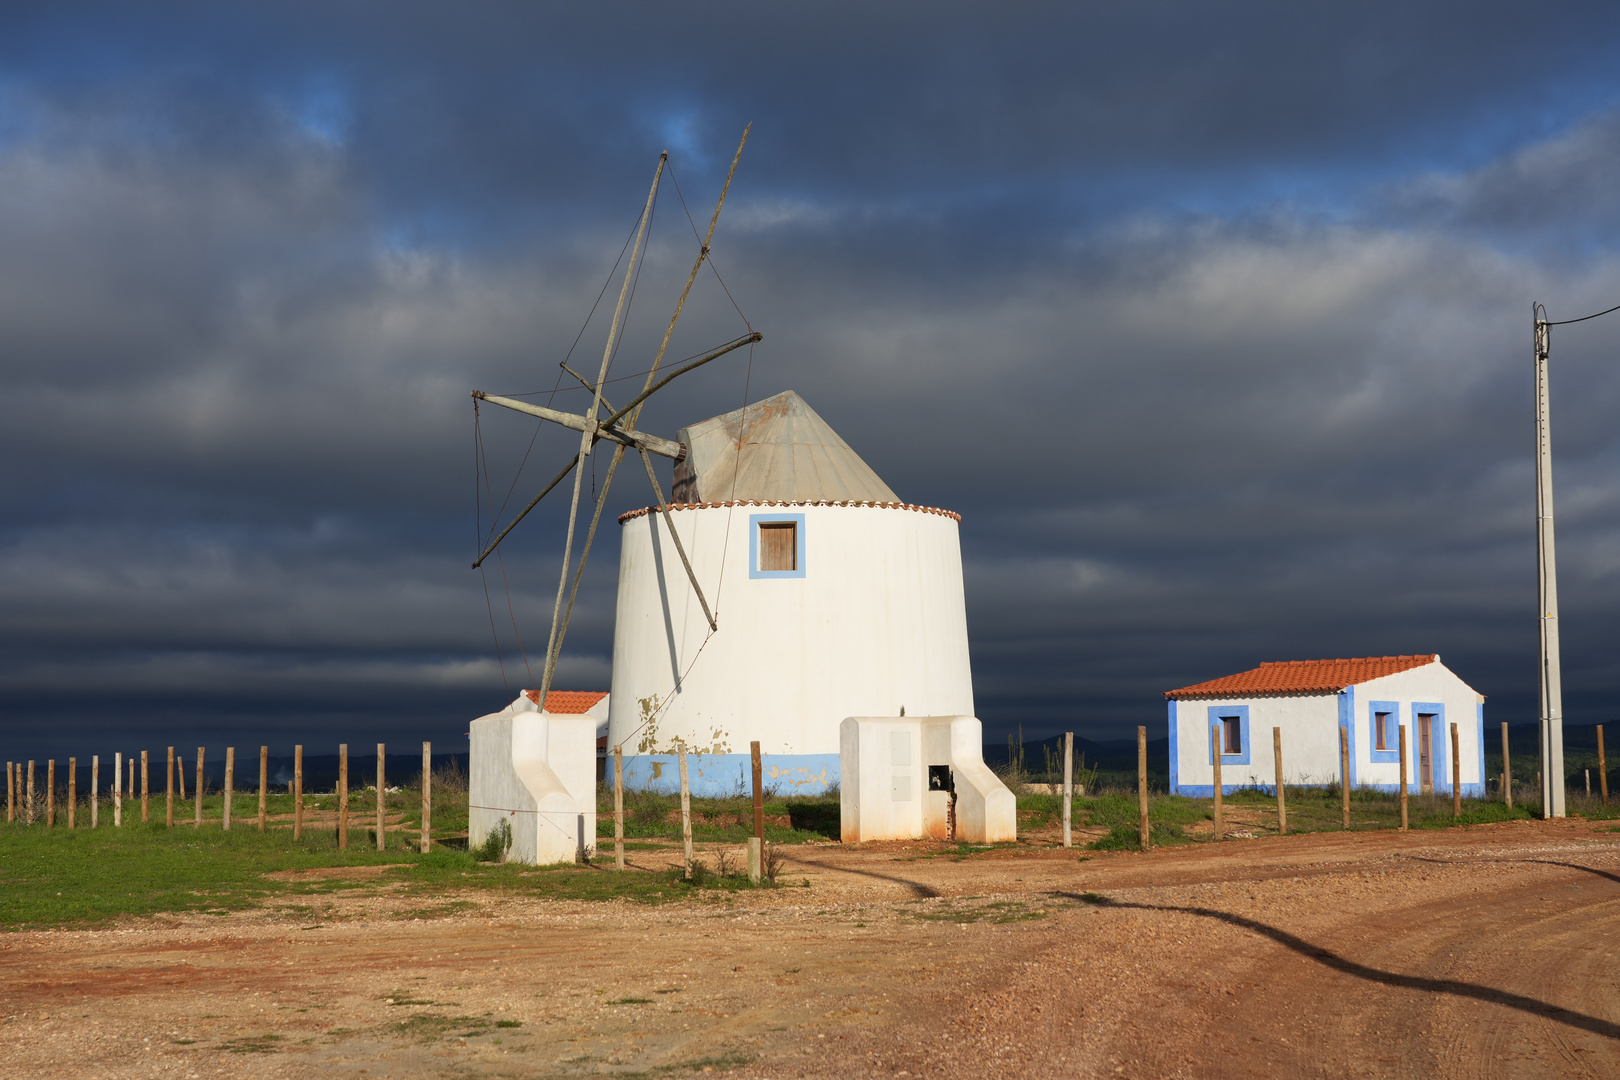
[6, 2, 1620, 760]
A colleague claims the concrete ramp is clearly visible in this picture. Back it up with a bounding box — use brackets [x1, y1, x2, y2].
[469, 694, 597, 865]
[839, 716, 1016, 843]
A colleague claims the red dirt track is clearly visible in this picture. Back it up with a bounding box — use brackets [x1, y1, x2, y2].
[2, 818, 1617, 1078]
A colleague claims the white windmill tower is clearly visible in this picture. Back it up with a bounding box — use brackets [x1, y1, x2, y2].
[604, 388, 1015, 843]
[466, 130, 759, 864]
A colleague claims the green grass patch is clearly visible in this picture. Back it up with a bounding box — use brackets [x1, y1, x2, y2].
[594, 789, 839, 844]
[912, 898, 1050, 924]
[219, 1033, 284, 1054]
[392, 1013, 493, 1043]
[0, 819, 791, 931]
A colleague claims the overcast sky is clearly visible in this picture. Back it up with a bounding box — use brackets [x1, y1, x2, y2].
[7, 2, 1620, 760]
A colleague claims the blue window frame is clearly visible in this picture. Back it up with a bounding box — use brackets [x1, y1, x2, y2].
[1206, 705, 1251, 766]
[1368, 701, 1401, 763]
[748, 513, 806, 579]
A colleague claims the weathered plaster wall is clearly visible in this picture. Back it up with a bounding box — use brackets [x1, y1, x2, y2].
[608, 503, 973, 795]
[469, 695, 598, 865]
[839, 715, 1014, 843]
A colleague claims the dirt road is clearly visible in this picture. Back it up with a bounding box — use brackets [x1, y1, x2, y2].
[2, 819, 1616, 1078]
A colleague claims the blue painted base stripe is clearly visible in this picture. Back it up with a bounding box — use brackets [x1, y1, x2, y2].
[614, 753, 839, 796]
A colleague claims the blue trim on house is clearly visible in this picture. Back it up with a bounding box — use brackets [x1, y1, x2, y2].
[617, 752, 838, 796]
[1207, 704, 1252, 765]
[1167, 699, 1180, 795]
[1368, 700, 1401, 763]
[748, 513, 807, 579]
[1476, 701, 1487, 789]
[1411, 702, 1447, 792]
[1339, 687, 1357, 787]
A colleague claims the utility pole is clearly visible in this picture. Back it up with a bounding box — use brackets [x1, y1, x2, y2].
[1533, 304, 1566, 818]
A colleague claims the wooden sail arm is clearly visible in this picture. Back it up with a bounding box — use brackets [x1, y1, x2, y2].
[470, 391, 686, 461]
[640, 447, 717, 632]
[470, 453, 577, 569]
[598, 332, 761, 434]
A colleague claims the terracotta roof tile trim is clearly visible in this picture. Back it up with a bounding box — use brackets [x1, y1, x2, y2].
[1165, 654, 1438, 699]
[617, 500, 961, 525]
[523, 689, 609, 713]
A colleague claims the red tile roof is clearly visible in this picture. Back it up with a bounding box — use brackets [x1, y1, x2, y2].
[522, 689, 609, 713]
[1165, 655, 1438, 699]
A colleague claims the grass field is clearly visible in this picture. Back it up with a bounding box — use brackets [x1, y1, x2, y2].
[3, 773, 1616, 932]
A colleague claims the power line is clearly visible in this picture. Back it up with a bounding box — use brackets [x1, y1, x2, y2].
[1542, 300, 1620, 327]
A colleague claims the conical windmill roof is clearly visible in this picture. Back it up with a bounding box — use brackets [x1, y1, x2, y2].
[671, 390, 900, 503]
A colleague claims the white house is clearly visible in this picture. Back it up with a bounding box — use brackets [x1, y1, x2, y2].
[605, 390, 984, 798]
[1165, 654, 1486, 797]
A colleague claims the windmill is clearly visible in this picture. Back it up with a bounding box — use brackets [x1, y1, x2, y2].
[470, 126, 760, 708]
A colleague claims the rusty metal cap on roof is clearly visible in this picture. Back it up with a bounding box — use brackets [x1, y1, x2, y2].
[670, 390, 899, 504]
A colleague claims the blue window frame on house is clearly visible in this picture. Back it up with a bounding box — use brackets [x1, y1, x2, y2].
[748, 513, 806, 579]
[1207, 705, 1251, 766]
[1368, 701, 1401, 763]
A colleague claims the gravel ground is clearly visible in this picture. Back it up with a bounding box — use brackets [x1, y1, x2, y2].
[1, 817, 1616, 1079]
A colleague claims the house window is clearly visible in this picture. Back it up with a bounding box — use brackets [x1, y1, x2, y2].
[1367, 701, 1401, 764]
[759, 522, 796, 572]
[1206, 705, 1252, 766]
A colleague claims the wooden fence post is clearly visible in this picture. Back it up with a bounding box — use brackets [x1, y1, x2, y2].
[90, 756, 98, 828]
[112, 753, 120, 827]
[6, 761, 12, 823]
[176, 750, 186, 801]
[375, 743, 386, 852]
[67, 758, 76, 829]
[258, 746, 268, 830]
[140, 751, 149, 824]
[1273, 727, 1287, 835]
[1340, 725, 1351, 829]
[166, 747, 175, 827]
[26, 760, 36, 826]
[293, 745, 303, 841]
[613, 745, 625, 870]
[1501, 722, 1512, 808]
[748, 741, 763, 883]
[338, 744, 349, 849]
[679, 746, 693, 878]
[129, 757, 135, 808]
[1598, 725, 1609, 806]
[1450, 723, 1461, 817]
[421, 741, 432, 854]
[1062, 731, 1074, 849]
[47, 760, 55, 827]
[1398, 724, 1409, 831]
[1210, 727, 1223, 841]
[1137, 726, 1151, 851]
[223, 747, 234, 831]
[194, 748, 204, 827]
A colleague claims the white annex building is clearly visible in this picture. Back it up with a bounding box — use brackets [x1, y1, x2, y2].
[1165, 654, 1487, 797]
[468, 690, 607, 865]
[607, 390, 985, 802]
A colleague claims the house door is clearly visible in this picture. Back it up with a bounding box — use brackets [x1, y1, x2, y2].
[1417, 714, 1435, 793]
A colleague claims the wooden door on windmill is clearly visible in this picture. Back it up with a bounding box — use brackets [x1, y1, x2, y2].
[759, 522, 796, 572]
